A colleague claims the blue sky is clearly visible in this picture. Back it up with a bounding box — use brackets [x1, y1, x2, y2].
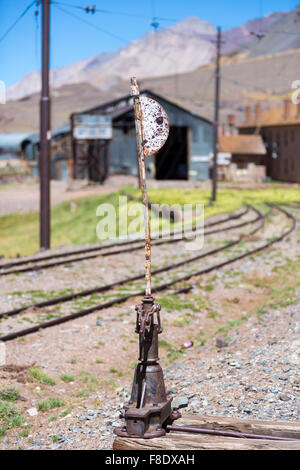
[0, 0, 297, 87]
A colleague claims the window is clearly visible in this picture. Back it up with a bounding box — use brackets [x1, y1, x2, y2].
[237, 161, 248, 169]
[291, 129, 295, 143]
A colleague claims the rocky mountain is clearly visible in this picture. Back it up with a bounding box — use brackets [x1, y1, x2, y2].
[222, 11, 287, 54]
[6, 17, 217, 101]
[247, 7, 300, 57]
[6, 10, 296, 102]
[2, 46, 300, 133]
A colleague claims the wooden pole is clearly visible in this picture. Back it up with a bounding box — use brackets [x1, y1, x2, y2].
[211, 26, 221, 203]
[40, 0, 51, 249]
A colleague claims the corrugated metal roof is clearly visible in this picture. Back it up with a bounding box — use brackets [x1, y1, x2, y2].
[75, 89, 212, 125]
[219, 135, 266, 155]
[52, 124, 71, 137]
[0, 133, 35, 150]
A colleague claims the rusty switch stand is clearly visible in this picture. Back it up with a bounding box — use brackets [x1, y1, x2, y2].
[115, 296, 180, 438]
[114, 78, 179, 438]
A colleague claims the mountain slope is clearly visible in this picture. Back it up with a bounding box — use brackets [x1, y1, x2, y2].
[2, 48, 300, 133]
[4, 8, 300, 106]
[222, 11, 287, 54]
[6, 17, 217, 101]
[247, 7, 300, 56]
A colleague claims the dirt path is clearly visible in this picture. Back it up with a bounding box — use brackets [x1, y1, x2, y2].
[0, 176, 138, 215]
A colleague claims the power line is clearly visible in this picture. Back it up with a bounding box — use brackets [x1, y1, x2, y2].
[0, 0, 36, 44]
[52, 1, 178, 22]
[250, 29, 300, 38]
[53, 4, 129, 44]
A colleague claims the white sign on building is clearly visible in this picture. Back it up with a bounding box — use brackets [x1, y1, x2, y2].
[73, 114, 113, 140]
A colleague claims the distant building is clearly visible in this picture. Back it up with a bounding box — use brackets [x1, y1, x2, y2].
[238, 100, 300, 182]
[218, 134, 267, 182]
[0, 132, 39, 177]
[71, 90, 213, 182]
[2, 91, 213, 183]
[0, 133, 38, 161]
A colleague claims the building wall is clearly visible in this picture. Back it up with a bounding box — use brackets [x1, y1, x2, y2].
[261, 125, 300, 183]
[240, 124, 300, 182]
[161, 99, 212, 180]
[109, 127, 139, 176]
[108, 99, 212, 180]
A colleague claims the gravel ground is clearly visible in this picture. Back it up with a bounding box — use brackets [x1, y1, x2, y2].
[0, 204, 299, 450]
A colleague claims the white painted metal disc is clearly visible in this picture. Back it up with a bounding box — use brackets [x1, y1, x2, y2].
[140, 96, 169, 156]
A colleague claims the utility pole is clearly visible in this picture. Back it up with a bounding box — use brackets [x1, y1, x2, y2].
[40, 0, 51, 249]
[211, 26, 221, 203]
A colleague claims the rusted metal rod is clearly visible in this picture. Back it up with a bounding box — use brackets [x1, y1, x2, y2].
[131, 77, 152, 296]
[166, 425, 299, 442]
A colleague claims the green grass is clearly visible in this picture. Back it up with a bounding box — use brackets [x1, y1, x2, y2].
[109, 367, 123, 377]
[37, 398, 66, 412]
[79, 370, 98, 385]
[60, 373, 74, 383]
[18, 426, 31, 438]
[2, 185, 300, 257]
[0, 387, 20, 402]
[28, 367, 56, 386]
[75, 390, 90, 398]
[172, 315, 191, 327]
[0, 401, 24, 436]
[60, 407, 72, 417]
[48, 415, 58, 422]
[216, 314, 249, 337]
[157, 293, 207, 313]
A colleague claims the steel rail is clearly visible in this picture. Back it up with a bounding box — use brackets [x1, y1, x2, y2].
[0, 207, 249, 271]
[0, 207, 262, 320]
[0, 207, 273, 341]
[0, 209, 253, 277]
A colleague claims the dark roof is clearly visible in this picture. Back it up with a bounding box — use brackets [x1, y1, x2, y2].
[72, 90, 212, 125]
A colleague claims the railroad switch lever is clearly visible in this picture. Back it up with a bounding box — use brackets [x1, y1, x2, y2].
[114, 296, 180, 439]
[114, 78, 179, 439]
[135, 297, 162, 336]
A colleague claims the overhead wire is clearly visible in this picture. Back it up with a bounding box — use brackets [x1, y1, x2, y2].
[53, 3, 130, 44]
[0, 0, 36, 44]
[52, 1, 178, 22]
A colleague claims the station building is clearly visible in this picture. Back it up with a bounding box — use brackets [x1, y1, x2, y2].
[238, 101, 300, 183]
[71, 90, 213, 182]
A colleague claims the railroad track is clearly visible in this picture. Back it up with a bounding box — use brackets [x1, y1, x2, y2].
[0, 207, 251, 276]
[0, 204, 295, 342]
[0, 206, 262, 321]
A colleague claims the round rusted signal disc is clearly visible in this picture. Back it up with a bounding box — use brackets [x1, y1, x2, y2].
[140, 96, 169, 156]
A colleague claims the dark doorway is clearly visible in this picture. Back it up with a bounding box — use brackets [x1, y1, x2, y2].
[155, 126, 188, 180]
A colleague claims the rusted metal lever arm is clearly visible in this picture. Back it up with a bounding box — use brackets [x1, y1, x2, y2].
[130, 77, 151, 296]
[166, 425, 299, 442]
